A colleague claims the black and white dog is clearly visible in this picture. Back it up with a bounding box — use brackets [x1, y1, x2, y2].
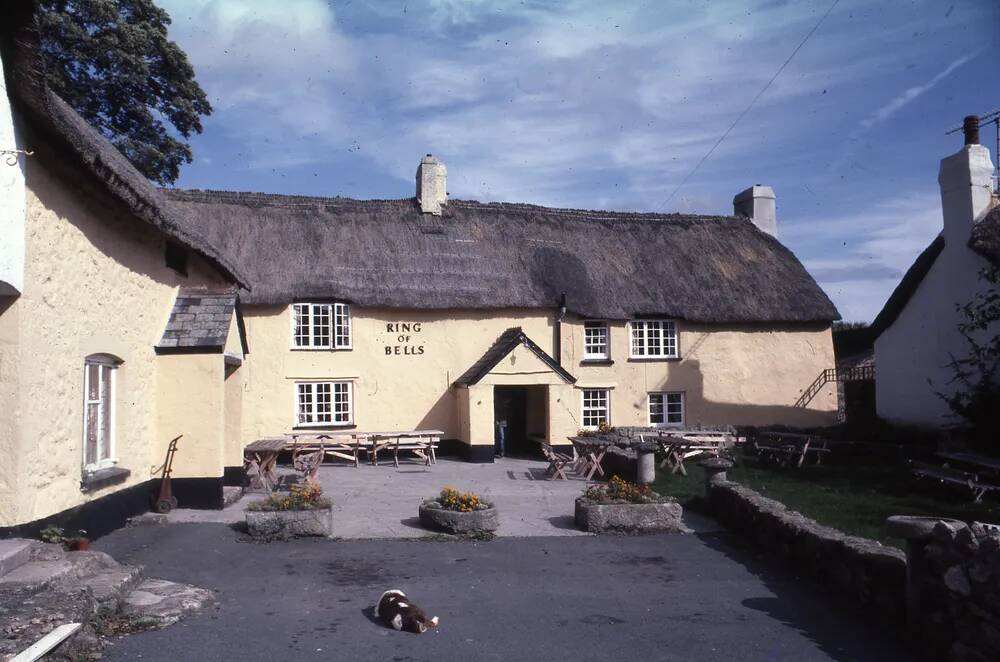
[375, 590, 439, 634]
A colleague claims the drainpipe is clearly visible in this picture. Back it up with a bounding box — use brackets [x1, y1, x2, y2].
[554, 292, 567, 366]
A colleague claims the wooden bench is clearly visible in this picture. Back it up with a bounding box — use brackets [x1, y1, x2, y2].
[911, 461, 1000, 503]
[243, 437, 287, 491]
[539, 441, 574, 480]
[753, 432, 830, 468]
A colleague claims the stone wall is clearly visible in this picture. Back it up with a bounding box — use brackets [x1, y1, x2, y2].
[707, 479, 907, 621]
[901, 520, 1000, 662]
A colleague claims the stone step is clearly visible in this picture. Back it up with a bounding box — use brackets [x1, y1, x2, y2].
[121, 578, 216, 628]
[0, 539, 34, 578]
[222, 486, 244, 508]
[0, 550, 119, 593]
[80, 565, 144, 609]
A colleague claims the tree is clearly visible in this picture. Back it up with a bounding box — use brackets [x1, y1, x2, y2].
[940, 264, 1000, 443]
[36, 0, 211, 184]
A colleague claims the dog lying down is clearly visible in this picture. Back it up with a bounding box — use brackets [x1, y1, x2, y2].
[375, 590, 439, 634]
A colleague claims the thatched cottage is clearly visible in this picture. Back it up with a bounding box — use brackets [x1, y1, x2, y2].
[164, 157, 841, 462]
[1, 3, 839, 535]
[871, 118, 999, 426]
[1, 13, 249, 536]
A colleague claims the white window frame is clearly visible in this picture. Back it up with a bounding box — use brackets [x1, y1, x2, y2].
[291, 303, 351, 350]
[295, 380, 353, 427]
[629, 319, 679, 359]
[82, 356, 118, 473]
[648, 392, 685, 428]
[580, 389, 610, 430]
[583, 321, 609, 360]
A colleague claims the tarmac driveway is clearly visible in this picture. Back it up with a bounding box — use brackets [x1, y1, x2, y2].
[95, 523, 913, 661]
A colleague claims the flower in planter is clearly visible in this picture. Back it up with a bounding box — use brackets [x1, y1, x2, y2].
[247, 483, 332, 512]
[430, 486, 491, 513]
[583, 475, 669, 505]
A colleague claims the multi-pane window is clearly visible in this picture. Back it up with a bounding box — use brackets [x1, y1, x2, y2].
[581, 389, 609, 429]
[296, 381, 352, 426]
[649, 392, 684, 427]
[630, 320, 678, 358]
[83, 355, 118, 471]
[583, 322, 609, 360]
[292, 303, 351, 349]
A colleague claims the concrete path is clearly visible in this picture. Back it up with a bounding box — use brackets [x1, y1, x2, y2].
[155, 457, 705, 538]
[95, 523, 913, 661]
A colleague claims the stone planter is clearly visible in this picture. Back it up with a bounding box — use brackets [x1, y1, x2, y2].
[246, 507, 333, 539]
[575, 497, 683, 534]
[418, 501, 499, 534]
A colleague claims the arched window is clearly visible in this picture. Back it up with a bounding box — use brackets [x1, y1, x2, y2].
[83, 354, 122, 473]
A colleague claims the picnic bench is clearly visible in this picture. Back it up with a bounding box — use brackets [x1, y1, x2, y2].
[568, 436, 614, 480]
[538, 440, 574, 480]
[363, 430, 441, 467]
[752, 431, 830, 468]
[243, 437, 285, 491]
[911, 460, 1000, 503]
[649, 430, 736, 475]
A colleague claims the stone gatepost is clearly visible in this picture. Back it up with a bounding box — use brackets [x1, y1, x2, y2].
[699, 457, 734, 493]
[634, 441, 658, 485]
[884, 516, 967, 630]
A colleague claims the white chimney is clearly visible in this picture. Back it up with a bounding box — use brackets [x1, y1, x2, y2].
[416, 154, 447, 215]
[733, 185, 777, 237]
[939, 117, 995, 246]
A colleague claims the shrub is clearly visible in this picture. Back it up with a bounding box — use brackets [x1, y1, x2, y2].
[427, 486, 491, 513]
[583, 475, 667, 505]
[577, 422, 614, 437]
[247, 483, 331, 512]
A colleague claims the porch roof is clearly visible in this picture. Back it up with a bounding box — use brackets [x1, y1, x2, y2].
[453, 327, 576, 386]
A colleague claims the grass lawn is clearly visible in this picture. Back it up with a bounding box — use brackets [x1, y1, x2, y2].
[652, 453, 1000, 547]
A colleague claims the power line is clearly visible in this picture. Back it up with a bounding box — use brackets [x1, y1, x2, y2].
[661, 0, 840, 209]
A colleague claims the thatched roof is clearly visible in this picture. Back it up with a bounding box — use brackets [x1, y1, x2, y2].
[0, 6, 248, 289]
[870, 236, 944, 340]
[156, 287, 243, 354]
[970, 205, 1000, 266]
[454, 327, 576, 386]
[163, 189, 839, 323]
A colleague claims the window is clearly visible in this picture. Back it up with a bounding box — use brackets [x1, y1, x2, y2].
[83, 355, 119, 472]
[649, 392, 684, 427]
[583, 322, 609, 360]
[296, 381, 352, 426]
[630, 320, 678, 358]
[164, 241, 188, 275]
[581, 389, 609, 429]
[292, 303, 351, 349]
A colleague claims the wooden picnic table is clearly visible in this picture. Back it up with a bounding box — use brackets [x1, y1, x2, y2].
[568, 436, 615, 480]
[361, 430, 443, 467]
[936, 451, 1000, 475]
[243, 437, 286, 491]
[653, 434, 730, 475]
[752, 432, 830, 468]
[912, 459, 1000, 503]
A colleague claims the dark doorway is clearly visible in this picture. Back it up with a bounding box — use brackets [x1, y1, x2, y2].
[494, 385, 547, 458]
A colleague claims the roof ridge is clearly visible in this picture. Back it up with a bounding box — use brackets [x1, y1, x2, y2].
[163, 187, 741, 223]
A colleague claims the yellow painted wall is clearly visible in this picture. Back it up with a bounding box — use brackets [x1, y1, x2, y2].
[156, 353, 225, 479]
[240, 307, 555, 441]
[0, 150, 231, 526]
[239, 305, 837, 450]
[560, 318, 838, 430]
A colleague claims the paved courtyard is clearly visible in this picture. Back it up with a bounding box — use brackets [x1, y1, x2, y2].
[95, 523, 913, 661]
[162, 456, 641, 538]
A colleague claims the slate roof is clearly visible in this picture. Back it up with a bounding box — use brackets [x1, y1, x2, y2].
[164, 189, 840, 324]
[454, 327, 577, 386]
[156, 287, 240, 353]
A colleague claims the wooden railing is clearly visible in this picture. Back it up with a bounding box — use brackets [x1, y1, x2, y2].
[793, 366, 874, 408]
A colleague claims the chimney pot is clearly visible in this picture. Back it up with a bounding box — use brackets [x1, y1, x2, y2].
[963, 115, 980, 146]
[733, 185, 777, 237]
[416, 154, 447, 215]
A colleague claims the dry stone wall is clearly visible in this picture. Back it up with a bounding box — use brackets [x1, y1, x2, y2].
[707, 480, 907, 621]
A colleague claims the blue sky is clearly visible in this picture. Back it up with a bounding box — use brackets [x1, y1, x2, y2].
[157, 0, 1000, 322]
